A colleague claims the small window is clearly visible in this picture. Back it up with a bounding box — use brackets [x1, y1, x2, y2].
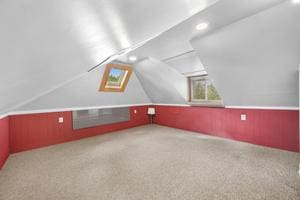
[188, 75, 223, 107]
[99, 63, 132, 92]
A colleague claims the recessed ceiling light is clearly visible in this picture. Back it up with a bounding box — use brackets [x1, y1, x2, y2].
[292, 0, 300, 3]
[129, 55, 137, 61]
[196, 22, 208, 30]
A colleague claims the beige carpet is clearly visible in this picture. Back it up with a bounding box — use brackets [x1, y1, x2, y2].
[0, 124, 299, 200]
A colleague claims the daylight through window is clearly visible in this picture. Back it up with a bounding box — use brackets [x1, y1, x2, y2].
[99, 63, 132, 92]
[189, 75, 223, 106]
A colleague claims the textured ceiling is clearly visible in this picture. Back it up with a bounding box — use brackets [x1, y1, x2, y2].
[191, 0, 300, 107]
[0, 0, 217, 114]
[123, 0, 286, 62]
[1, 0, 297, 114]
[123, 0, 295, 106]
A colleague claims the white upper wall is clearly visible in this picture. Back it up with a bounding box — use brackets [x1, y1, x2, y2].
[15, 65, 151, 112]
[0, 0, 216, 115]
[1, 0, 297, 112]
[164, 51, 205, 75]
[191, 1, 300, 107]
[134, 58, 188, 104]
[125, 0, 285, 62]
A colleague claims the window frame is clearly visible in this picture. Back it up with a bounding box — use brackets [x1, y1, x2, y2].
[99, 63, 132, 92]
[188, 75, 224, 107]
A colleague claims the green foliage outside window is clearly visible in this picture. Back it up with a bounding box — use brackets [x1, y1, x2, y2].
[191, 77, 221, 102]
[207, 84, 221, 100]
[108, 75, 120, 82]
[193, 81, 205, 100]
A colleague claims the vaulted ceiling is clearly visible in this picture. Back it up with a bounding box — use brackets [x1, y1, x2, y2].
[0, 0, 217, 114]
[0, 0, 298, 114]
[192, 0, 300, 107]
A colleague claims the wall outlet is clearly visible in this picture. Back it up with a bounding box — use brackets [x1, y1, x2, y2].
[134, 109, 137, 114]
[241, 114, 247, 121]
[59, 117, 64, 123]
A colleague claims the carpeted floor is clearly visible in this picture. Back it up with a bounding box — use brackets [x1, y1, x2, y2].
[0, 124, 299, 200]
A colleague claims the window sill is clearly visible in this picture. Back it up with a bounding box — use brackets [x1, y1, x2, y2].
[187, 101, 224, 108]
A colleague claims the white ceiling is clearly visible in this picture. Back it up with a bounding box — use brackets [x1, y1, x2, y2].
[164, 51, 205, 75]
[124, 0, 286, 62]
[192, 0, 300, 107]
[117, 0, 287, 81]
[119, 0, 296, 106]
[15, 65, 151, 112]
[0, 0, 217, 115]
[134, 58, 188, 104]
[1, 0, 298, 113]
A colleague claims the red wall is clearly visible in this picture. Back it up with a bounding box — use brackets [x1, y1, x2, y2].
[2, 104, 299, 169]
[9, 106, 149, 153]
[154, 105, 299, 152]
[0, 117, 9, 169]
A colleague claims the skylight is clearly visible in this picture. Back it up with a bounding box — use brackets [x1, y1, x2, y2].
[99, 63, 132, 92]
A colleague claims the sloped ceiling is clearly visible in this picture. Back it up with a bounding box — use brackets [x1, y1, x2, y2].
[125, 0, 286, 62]
[123, 0, 291, 106]
[191, 1, 300, 107]
[0, 0, 217, 115]
[164, 51, 205, 75]
[14, 65, 151, 112]
[123, 0, 292, 106]
[133, 58, 188, 104]
[3, 0, 298, 113]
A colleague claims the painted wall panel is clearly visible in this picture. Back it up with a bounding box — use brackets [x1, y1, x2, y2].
[154, 105, 299, 152]
[164, 51, 205, 74]
[0, 117, 9, 169]
[9, 106, 149, 153]
[14, 66, 151, 112]
[125, 0, 285, 62]
[134, 58, 188, 104]
[191, 1, 300, 107]
[0, 0, 216, 115]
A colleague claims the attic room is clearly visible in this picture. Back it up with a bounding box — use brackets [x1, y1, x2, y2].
[0, 0, 299, 199]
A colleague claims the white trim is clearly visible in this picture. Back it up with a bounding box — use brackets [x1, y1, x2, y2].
[153, 104, 299, 110]
[183, 70, 207, 77]
[7, 103, 151, 116]
[0, 113, 8, 119]
[225, 106, 299, 111]
[154, 103, 191, 107]
[188, 102, 224, 108]
[2, 104, 299, 117]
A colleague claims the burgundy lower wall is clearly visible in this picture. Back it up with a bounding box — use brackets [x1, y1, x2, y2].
[154, 105, 299, 152]
[0, 117, 9, 169]
[2, 104, 299, 169]
[9, 106, 149, 153]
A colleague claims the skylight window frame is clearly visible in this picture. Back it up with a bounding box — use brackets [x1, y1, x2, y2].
[99, 63, 132, 92]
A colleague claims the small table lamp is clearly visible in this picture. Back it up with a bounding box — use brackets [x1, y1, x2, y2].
[147, 107, 156, 123]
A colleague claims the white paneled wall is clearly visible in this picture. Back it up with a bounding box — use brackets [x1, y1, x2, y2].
[191, 1, 300, 107]
[14, 65, 151, 112]
[134, 58, 188, 104]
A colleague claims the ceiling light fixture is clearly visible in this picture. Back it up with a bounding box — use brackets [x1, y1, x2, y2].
[292, 0, 300, 3]
[196, 22, 208, 30]
[129, 55, 137, 62]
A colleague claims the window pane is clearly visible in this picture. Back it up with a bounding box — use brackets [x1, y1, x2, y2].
[192, 79, 206, 100]
[207, 81, 221, 100]
[107, 68, 126, 88]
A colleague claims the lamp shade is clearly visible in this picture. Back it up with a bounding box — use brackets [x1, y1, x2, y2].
[147, 107, 155, 115]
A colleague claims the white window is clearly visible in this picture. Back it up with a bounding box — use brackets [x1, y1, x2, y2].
[188, 75, 223, 106]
